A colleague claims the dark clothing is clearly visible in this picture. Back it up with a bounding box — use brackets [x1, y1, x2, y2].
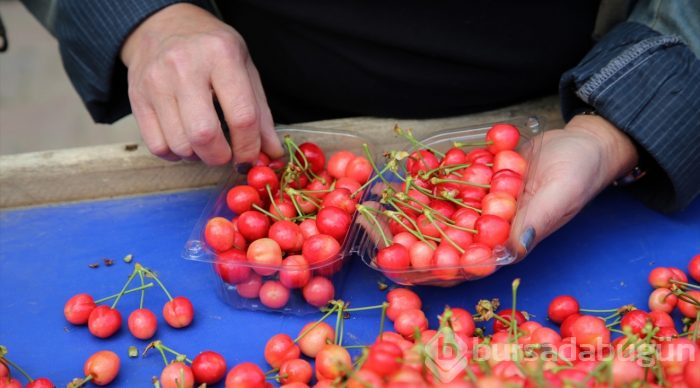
[18, 0, 700, 211]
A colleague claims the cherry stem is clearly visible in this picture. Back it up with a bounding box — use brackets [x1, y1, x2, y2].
[579, 308, 618, 313]
[605, 319, 622, 328]
[379, 302, 388, 337]
[93, 283, 154, 304]
[453, 140, 492, 148]
[343, 304, 387, 312]
[440, 194, 482, 213]
[362, 143, 391, 186]
[693, 311, 700, 342]
[670, 279, 700, 290]
[252, 204, 284, 222]
[138, 271, 146, 310]
[157, 343, 192, 364]
[0, 356, 33, 382]
[357, 205, 391, 247]
[424, 212, 464, 254]
[395, 125, 445, 157]
[430, 177, 490, 189]
[510, 278, 521, 340]
[263, 368, 279, 377]
[343, 345, 369, 349]
[141, 266, 174, 301]
[334, 301, 346, 345]
[294, 305, 339, 343]
[111, 266, 140, 309]
[70, 374, 93, 388]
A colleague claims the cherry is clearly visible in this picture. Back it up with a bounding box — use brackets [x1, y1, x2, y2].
[295, 142, 326, 173]
[493, 309, 526, 332]
[237, 210, 270, 242]
[365, 341, 403, 377]
[482, 192, 517, 222]
[569, 315, 610, 348]
[302, 276, 335, 307]
[659, 338, 695, 375]
[298, 218, 320, 240]
[530, 327, 561, 345]
[162, 296, 194, 328]
[64, 293, 97, 325]
[677, 290, 700, 318]
[444, 226, 473, 248]
[493, 150, 527, 176]
[453, 207, 480, 230]
[376, 243, 410, 271]
[327, 150, 356, 179]
[315, 206, 352, 242]
[321, 188, 357, 214]
[465, 148, 494, 165]
[648, 287, 678, 313]
[247, 166, 279, 194]
[88, 306, 122, 338]
[226, 185, 263, 214]
[490, 169, 524, 199]
[215, 249, 251, 284]
[386, 288, 422, 321]
[441, 147, 467, 166]
[279, 255, 311, 289]
[547, 295, 580, 324]
[486, 123, 520, 153]
[246, 238, 282, 276]
[269, 220, 304, 253]
[225, 362, 266, 388]
[393, 232, 418, 249]
[255, 152, 271, 166]
[334, 177, 362, 196]
[204, 217, 235, 252]
[264, 333, 301, 368]
[620, 310, 649, 335]
[394, 308, 428, 339]
[432, 243, 461, 280]
[685, 358, 700, 388]
[301, 234, 340, 266]
[345, 156, 373, 184]
[236, 273, 263, 299]
[460, 243, 496, 278]
[0, 363, 7, 378]
[559, 313, 582, 338]
[279, 358, 312, 385]
[0, 378, 21, 388]
[191, 351, 227, 385]
[648, 310, 675, 330]
[259, 280, 290, 309]
[438, 307, 475, 337]
[297, 321, 335, 358]
[25, 378, 54, 388]
[127, 308, 157, 340]
[160, 362, 194, 388]
[409, 240, 435, 269]
[347, 369, 384, 388]
[305, 171, 333, 199]
[83, 350, 120, 386]
[474, 214, 510, 248]
[406, 150, 439, 176]
[689, 254, 700, 283]
[315, 344, 352, 381]
[269, 199, 296, 220]
[648, 266, 688, 289]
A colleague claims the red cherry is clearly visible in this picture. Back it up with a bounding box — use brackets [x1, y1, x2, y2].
[453, 208, 480, 230]
[237, 210, 270, 241]
[236, 273, 263, 299]
[481, 192, 517, 222]
[321, 188, 357, 214]
[297, 321, 335, 358]
[246, 238, 282, 276]
[295, 142, 326, 174]
[225, 362, 266, 388]
[127, 308, 158, 340]
[547, 295, 580, 324]
[493, 309, 526, 332]
[279, 255, 311, 289]
[302, 276, 335, 307]
[345, 156, 372, 184]
[432, 243, 461, 281]
[438, 307, 475, 337]
[559, 313, 582, 338]
[64, 293, 97, 325]
[298, 218, 320, 240]
[191, 350, 227, 385]
[408, 240, 435, 269]
[88, 306, 122, 338]
[677, 290, 700, 318]
[328, 151, 356, 179]
[394, 309, 428, 339]
[460, 243, 496, 278]
[386, 288, 422, 321]
[334, 177, 362, 196]
[162, 296, 194, 328]
[315, 344, 352, 381]
[376, 243, 410, 271]
[406, 150, 439, 176]
[0, 378, 21, 388]
[279, 359, 312, 385]
[490, 169, 524, 199]
[474, 214, 510, 248]
[264, 333, 301, 369]
[268, 220, 304, 253]
[226, 185, 263, 214]
[648, 288, 678, 313]
[269, 198, 296, 220]
[486, 123, 520, 153]
[441, 147, 467, 166]
[493, 150, 527, 176]
[569, 315, 610, 348]
[160, 362, 194, 388]
[465, 148, 494, 165]
[247, 166, 279, 194]
[365, 341, 403, 377]
[215, 249, 251, 284]
[620, 310, 649, 335]
[83, 350, 120, 386]
[648, 266, 688, 289]
[304, 171, 332, 200]
[25, 378, 54, 388]
[689, 254, 700, 283]
[301, 234, 340, 266]
[204, 217, 235, 252]
[255, 152, 271, 166]
[258, 280, 290, 309]
[315, 206, 352, 242]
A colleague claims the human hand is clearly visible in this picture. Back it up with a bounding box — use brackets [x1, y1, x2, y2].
[120, 3, 283, 165]
[510, 114, 639, 257]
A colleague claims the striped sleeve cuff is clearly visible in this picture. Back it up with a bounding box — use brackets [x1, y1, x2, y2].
[560, 22, 700, 212]
[53, 0, 214, 124]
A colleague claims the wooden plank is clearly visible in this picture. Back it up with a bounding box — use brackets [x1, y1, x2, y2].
[0, 95, 563, 208]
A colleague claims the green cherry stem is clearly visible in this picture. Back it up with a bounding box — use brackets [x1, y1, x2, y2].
[252, 204, 284, 222]
[379, 302, 388, 337]
[294, 305, 339, 343]
[430, 177, 490, 189]
[141, 266, 174, 302]
[579, 308, 619, 313]
[510, 278, 521, 340]
[111, 266, 140, 309]
[357, 205, 391, 247]
[157, 343, 192, 364]
[0, 356, 33, 382]
[93, 283, 154, 304]
[424, 211, 465, 254]
[362, 143, 391, 186]
[693, 311, 700, 342]
[453, 140, 492, 148]
[343, 304, 387, 312]
[138, 271, 146, 310]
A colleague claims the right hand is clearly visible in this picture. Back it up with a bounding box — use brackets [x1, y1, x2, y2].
[121, 3, 283, 165]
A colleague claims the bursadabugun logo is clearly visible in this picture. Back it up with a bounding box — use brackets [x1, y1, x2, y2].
[424, 327, 470, 383]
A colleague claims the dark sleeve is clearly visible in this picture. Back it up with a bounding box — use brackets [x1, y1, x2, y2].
[559, 22, 700, 212]
[20, 0, 215, 124]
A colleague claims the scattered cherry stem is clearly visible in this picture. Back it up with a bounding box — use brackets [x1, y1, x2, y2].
[0, 356, 33, 382]
[141, 266, 174, 301]
[111, 267, 140, 309]
[93, 283, 154, 304]
[138, 271, 146, 310]
[294, 305, 339, 343]
[670, 279, 700, 290]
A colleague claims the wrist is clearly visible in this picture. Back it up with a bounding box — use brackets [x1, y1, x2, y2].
[564, 114, 639, 185]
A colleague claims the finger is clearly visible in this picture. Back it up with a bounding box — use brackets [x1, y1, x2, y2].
[151, 93, 194, 159]
[177, 82, 232, 165]
[247, 62, 284, 159]
[211, 59, 261, 165]
[131, 98, 180, 161]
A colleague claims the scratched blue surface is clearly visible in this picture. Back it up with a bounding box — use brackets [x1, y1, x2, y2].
[0, 188, 698, 387]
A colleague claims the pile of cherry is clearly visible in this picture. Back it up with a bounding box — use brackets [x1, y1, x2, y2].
[204, 137, 373, 310]
[358, 124, 528, 284]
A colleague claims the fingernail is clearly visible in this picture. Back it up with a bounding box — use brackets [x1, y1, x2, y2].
[519, 227, 535, 253]
[235, 162, 252, 174]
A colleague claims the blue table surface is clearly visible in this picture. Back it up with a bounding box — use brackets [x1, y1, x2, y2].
[1, 187, 698, 387]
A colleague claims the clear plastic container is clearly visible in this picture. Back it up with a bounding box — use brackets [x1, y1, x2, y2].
[354, 116, 544, 287]
[183, 127, 372, 314]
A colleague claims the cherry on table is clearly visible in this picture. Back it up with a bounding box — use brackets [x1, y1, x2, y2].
[214, 249, 251, 285]
[297, 321, 335, 358]
[314, 344, 352, 381]
[159, 362, 194, 388]
[64, 293, 97, 325]
[225, 362, 266, 388]
[264, 333, 300, 369]
[82, 350, 120, 386]
[87, 306, 122, 339]
[162, 296, 194, 329]
[127, 308, 158, 340]
[191, 350, 227, 385]
[279, 358, 312, 385]
[547, 295, 580, 324]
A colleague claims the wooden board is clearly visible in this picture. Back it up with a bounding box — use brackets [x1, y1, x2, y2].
[0, 96, 563, 208]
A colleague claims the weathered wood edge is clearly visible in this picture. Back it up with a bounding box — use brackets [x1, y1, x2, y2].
[0, 96, 563, 209]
